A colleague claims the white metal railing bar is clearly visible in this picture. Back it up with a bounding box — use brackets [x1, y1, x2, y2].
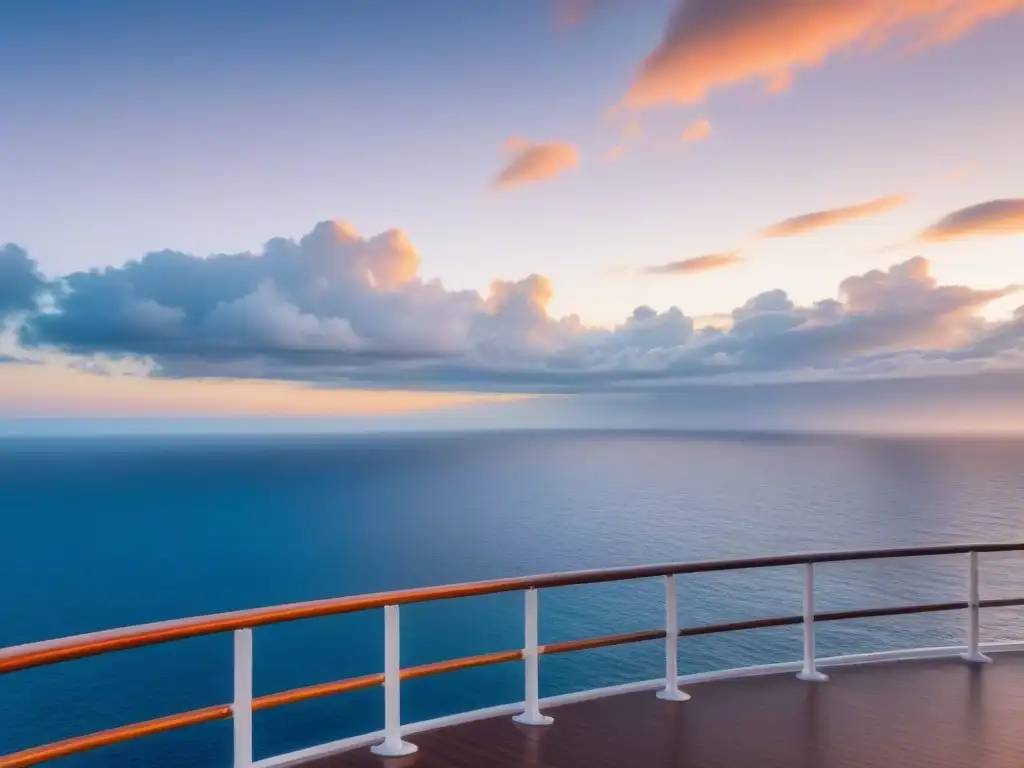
[961, 551, 992, 664]
[370, 605, 417, 756]
[796, 562, 828, 683]
[656, 574, 689, 701]
[512, 588, 552, 726]
[233, 629, 253, 768]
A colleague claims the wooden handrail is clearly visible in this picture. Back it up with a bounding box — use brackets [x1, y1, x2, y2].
[979, 597, 1024, 610]
[0, 598, 996, 767]
[252, 673, 384, 712]
[401, 649, 524, 681]
[3, 543, 1024, 767]
[544, 629, 667, 655]
[0, 705, 232, 768]
[3, 541, 1022, 675]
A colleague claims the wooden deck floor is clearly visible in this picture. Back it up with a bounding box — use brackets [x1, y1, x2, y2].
[305, 654, 1024, 768]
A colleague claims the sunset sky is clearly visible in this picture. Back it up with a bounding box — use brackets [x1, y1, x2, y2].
[1, 0, 1023, 432]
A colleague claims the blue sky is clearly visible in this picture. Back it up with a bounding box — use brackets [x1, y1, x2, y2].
[2, 0, 1024, 431]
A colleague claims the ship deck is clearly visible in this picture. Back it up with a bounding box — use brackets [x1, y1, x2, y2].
[309, 653, 1024, 768]
[4, 542, 1024, 768]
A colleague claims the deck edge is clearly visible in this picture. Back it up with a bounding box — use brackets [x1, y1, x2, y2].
[253, 641, 1024, 767]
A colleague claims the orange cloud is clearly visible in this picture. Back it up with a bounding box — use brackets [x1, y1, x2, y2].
[623, 0, 1024, 108]
[920, 199, 1024, 242]
[623, 120, 644, 140]
[493, 139, 580, 189]
[502, 137, 532, 152]
[761, 194, 908, 238]
[555, 0, 600, 28]
[605, 145, 626, 162]
[939, 164, 975, 183]
[766, 70, 794, 94]
[681, 118, 712, 143]
[645, 251, 743, 275]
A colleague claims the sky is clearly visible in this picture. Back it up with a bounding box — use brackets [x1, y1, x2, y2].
[1, 0, 1023, 433]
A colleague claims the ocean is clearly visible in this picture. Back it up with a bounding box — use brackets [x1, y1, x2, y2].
[2, 430, 1024, 766]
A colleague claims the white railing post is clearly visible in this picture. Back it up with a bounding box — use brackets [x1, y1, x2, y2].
[657, 574, 690, 701]
[513, 588, 553, 725]
[961, 551, 992, 664]
[797, 562, 828, 682]
[371, 605, 418, 756]
[232, 629, 253, 768]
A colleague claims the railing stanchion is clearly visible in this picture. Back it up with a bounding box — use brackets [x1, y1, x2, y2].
[657, 574, 690, 701]
[232, 629, 253, 768]
[371, 605, 418, 756]
[797, 562, 828, 682]
[514, 588, 553, 725]
[961, 551, 992, 664]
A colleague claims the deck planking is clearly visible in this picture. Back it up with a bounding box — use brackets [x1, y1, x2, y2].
[303, 654, 1024, 767]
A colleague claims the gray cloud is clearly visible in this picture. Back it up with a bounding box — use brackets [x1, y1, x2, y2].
[920, 199, 1024, 242]
[698, 257, 1016, 376]
[0, 245, 45, 320]
[645, 252, 743, 275]
[22, 222, 480, 367]
[9, 221, 1024, 392]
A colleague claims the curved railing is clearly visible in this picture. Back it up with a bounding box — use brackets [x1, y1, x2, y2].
[2, 542, 1024, 767]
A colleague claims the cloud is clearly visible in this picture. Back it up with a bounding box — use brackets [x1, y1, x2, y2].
[919, 199, 1024, 242]
[0, 245, 45, 320]
[502, 137, 532, 152]
[604, 145, 627, 162]
[680, 257, 1019, 382]
[622, 0, 1024, 108]
[493, 139, 580, 189]
[939, 164, 974, 183]
[555, 0, 601, 28]
[8, 222, 1024, 393]
[21, 221, 479, 367]
[645, 252, 743, 275]
[622, 120, 644, 140]
[761, 194, 908, 238]
[766, 70, 794, 94]
[681, 118, 712, 143]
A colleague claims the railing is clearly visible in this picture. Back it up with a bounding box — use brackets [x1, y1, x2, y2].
[2, 542, 1024, 767]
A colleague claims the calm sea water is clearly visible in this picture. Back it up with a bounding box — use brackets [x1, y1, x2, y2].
[2, 430, 1024, 766]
